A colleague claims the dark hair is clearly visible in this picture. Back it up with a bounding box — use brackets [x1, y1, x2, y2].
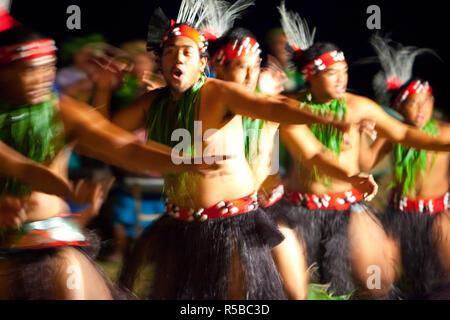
[294, 41, 340, 72]
[207, 27, 257, 67]
[0, 25, 46, 47]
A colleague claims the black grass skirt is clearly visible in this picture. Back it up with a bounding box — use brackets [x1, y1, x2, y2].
[0, 230, 134, 300]
[119, 208, 287, 300]
[381, 205, 448, 298]
[265, 199, 368, 296]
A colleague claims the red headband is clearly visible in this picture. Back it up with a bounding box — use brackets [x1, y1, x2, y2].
[393, 79, 433, 109]
[0, 39, 56, 65]
[161, 21, 207, 54]
[211, 37, 260, 65]
[301, 50, 346, 81]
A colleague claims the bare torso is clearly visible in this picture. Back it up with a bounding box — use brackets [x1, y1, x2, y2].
[249, 121, 282, 195]
[22, 146, 72, 223]
[285, 92, 361, 194]
[164, 82, 256, 208]
[391, 121, 450, 199]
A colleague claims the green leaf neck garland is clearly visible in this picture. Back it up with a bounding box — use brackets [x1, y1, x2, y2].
[298, 92, 347, 186]
[242, 86, 265, 165]
[391, 118, 440, 196]
[242, 117, 264, 164]
[299, 92, 347, 155]
[0, 94, 65, 196]
[145, 74, 206, 203]
[145, 73, 206, 151]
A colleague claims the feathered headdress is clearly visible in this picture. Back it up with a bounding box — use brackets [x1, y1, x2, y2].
[370, 34, 437, 108]
[203, 0, 258, 65]
[277, 0, 315, 55]
[277, 1, 345, 81]
[147, 0, 210, 54]
[201, 0, 254, 40]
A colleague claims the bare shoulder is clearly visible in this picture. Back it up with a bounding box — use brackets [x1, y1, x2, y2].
[437, 119, 450, 136]
[202, 77, 237, 93]
[345, 92, 377, 108]
[345, 92, 381, 117]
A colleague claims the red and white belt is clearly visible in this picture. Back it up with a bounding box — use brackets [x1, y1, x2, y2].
[263, 184, 285, 208]
[390, 192, 450, 215]
[285, 188, 362, 211]
[165, 192, 259, 222]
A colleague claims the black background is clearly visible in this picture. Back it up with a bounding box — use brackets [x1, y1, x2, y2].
[8, 0, 450, 116]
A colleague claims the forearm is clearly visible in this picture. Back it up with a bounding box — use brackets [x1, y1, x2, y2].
[114, 142, 190, 175]
[359, 135, 388, 171]
[403, 128, 450, 151]
[305, 152, 353, 182]
[92, 85, 112, 119]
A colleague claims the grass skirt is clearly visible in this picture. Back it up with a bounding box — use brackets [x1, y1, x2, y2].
[119, 208, 287, 300]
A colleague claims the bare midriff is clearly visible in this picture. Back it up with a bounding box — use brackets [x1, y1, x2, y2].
[165, 115, 256, 209]
[23, 147, 72, 223]
[396, 150, 449, 200]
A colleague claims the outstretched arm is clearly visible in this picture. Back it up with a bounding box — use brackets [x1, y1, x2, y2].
[0, 141, 73, 199]
[280, 124, 377, 200]
[207, 79, 347, 128]
[59, 94, 221, 176]
[358, 96, 450, 151]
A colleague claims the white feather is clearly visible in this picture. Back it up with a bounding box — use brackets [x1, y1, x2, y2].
[176, 0, 209, 29]
[370, 34, 436, 85]
[202, 0, 255, 38]
[277, 0, 315, 51]
[369, 34, 438, 104]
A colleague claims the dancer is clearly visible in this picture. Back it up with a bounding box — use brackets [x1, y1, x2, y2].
[359, 35, 450, 298]
[116, 0, 361, 300]
[276, 2, 450, 298]
[207, 24, 378, 299]
[0, 7, 219, 300]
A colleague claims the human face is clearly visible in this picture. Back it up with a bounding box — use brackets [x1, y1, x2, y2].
[160, 36, 207, 98]
[309, 61, 348, 101]
[399, 92, 434, 128]
[0, 54, 56, 106]
[216, 51, 261, 91]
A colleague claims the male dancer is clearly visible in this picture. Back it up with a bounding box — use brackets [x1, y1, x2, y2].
[276, 2, 450, 298]
[0, 7, 219, 299]
[116, 0, 362, 299]
[207, 26, 378, 299]
[359, 35, 450, 298]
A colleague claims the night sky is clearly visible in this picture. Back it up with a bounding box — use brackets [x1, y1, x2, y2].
[8, 0, 450, 116]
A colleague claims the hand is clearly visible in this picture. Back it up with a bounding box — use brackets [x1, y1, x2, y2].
[349, 173, 378, 202]
[178, 155, 235, 178]
[70, 177, 115, 205]
[0, 196, 27, 228]
[88, 56, 125, 90]
[258, 66, 287, 95]
[75, 177, 115, 225]
[141, 70, 166, 91]
[359, 119, 377, 141]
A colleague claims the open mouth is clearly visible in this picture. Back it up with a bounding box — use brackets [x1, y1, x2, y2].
[171, 67, 184, 80]
[335, 85, 346, 93]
